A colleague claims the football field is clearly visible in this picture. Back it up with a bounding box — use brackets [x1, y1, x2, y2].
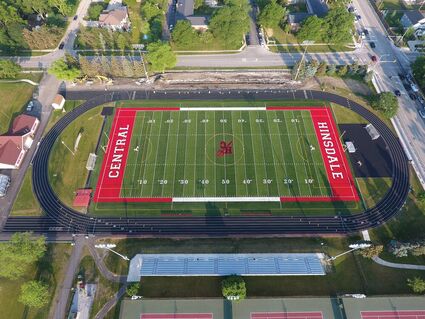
[94, 106, 359, 203]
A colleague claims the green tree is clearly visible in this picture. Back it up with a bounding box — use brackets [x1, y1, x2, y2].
[358, 245, 384, 258]
[0, 59, 21, 78]
[117, 33, 128, 52]
[257, 0, 287, 28]
[411, 245, 425, 256]
[146, 41, 177, 73]
[297, 16, 324, 42]
[0, 2, 24, 27]
[407, 277, 425, 294]
[48, 0, 71, 16]
[291, 58, 306, 80]
[316, 61, 327, 76]
[0, 233, 46, 280]
[141, 2, 162, 21]
[371, 92, 399, 118]
[323, 7, 354, 45]
[337, 65, 348, 77]
[172, 20, 198, 48]
[126, 282, 140, 296]
[19, 281, 49, 308]
[412, 56, 425, 89]
[48, 57, 81, 81]
[417, 192, 425, 205]
[209, 6, 250, 48]
[221, 275, 246, 301]
[87, 3, 105, 20]
[194, 0, 204, 9]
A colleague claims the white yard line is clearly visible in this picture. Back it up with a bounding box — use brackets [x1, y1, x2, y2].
[300, 112, 325, 197]
[173, 197, 281, 202]
[160, 112, 173, 197]
[182, 111, 190, 197]
[256, 111, 272, 196]
[193, 112, 198, 196]
[248, 112, 260, 197]
[265, 112, 283, 197]
[136, 112, 155, 197]
[148, 111, 164, 197]
[170, 111, 181, 198]
[283, 111, 303, 196]
[180, 107, 266, 111]
[270, 111, 289, 194]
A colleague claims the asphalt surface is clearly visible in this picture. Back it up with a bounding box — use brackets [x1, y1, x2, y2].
[2, 89, 410, 236]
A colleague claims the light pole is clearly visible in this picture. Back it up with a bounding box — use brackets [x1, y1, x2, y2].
[94, 243, 130, 261]
[294, 40, 315, 81]
[327, 242, 372, 262]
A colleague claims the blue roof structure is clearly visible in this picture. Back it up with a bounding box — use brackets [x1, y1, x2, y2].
[127, 253, 325, 281]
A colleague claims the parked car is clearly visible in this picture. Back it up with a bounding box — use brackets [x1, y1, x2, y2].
[26, 100, 34, 112]
[363, 29, 369, 36]
[73, 15, 78, 20]
[409, 93, 417, 100]
[348, 6, 354, 12]
[369, 42, 376, 48]
[419, 108, 425, 119]
[398, 73, 406, 81]
[59, 42, 65, 49]
[169, 24, 174, 31]
[0, 174, 11, 198]
[394, 90, 401, 97]
[356, 15, 361, 20]
[411, 84, 419, 92]
[371, 55, 377, 62]
[403, 83, 410, 90]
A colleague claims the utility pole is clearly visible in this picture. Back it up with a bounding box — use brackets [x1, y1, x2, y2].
[94, 243, 130, 261]
[294, 40, 315, 81]
[327, 242, 372, 262]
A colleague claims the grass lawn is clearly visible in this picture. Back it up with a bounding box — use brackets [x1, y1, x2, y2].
[331, 103, 368, 124]
[10, 167, 43, 216]
[0, 244, 72, 319]
[102, 236, 424, 297]
[48, 105, 103, 208]
[266, 28, 354, 53]
[356, 178, 392, 209]
[384, 10, 403, 28]
[378, 0, 406, 10]
[124, 0, 142, 44]
[0, 82, 36, 133]
[77, 252, 121, 319]
[171, 37, 243, 52]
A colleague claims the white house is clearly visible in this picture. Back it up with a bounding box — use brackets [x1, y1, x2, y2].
[0, 114, 39, 169]
[98, 6, 131, 31]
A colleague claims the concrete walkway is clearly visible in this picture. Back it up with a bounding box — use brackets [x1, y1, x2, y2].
[373, 256, 425, 270]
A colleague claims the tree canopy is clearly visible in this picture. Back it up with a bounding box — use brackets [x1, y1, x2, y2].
[298, 8, 354, 45]
[407, 277, 425, 294]
[126, 282, 141, 296]
[257, 0, 287, 28]
[0, 59, 22, 78]
[221, 275, 247, 301]
[358, 245, 384, 259]
[172, 20, 198, 47]
[0, 232, 46, 280]
[19, 281, 49, 308]
[48, 55, 82, 81]
[371, 92, 399, 118]
[412, 56, 425, 89]
[146, 41, 177, 73]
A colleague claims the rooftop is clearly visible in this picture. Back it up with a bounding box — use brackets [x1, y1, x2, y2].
[99, 6, 128, 25]
[306, 0, 328, 17]
[10, 114, 38, 136]
[128, 253, 325, 281]
[403, 10, 425, 24]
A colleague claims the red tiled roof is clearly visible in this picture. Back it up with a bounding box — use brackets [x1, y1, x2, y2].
[0, 137, 23, 165]
[11, 114, 37, 135]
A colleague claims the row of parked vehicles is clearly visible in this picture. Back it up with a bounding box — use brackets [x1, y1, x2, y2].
[397, 73, 425, 119]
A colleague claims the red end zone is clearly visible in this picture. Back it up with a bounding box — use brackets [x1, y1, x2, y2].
[93, 107, 178, 203]
[269, 107, 359, 202]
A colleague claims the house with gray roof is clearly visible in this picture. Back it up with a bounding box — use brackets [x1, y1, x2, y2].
[401, 10, 425, 30]
[176, 0, 209, 30]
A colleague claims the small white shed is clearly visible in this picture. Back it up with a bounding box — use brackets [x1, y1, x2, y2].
[51, 94, 65, 110]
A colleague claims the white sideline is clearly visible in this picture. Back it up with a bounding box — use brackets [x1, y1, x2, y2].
[172, 197, 280, 202]
[180, 107, 267, 111]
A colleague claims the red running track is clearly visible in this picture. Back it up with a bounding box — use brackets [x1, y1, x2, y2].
[140, 314, 213, 319]
[251, 312, 323, 319]
[361, 310, 425, 319]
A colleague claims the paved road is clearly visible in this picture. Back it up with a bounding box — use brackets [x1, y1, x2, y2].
[51, 236, 84, 319]
[94, 284, 127, 319]
[2, 89, 410, 236]
[373, 256, 425, 270]
[352, 0, 425, 189]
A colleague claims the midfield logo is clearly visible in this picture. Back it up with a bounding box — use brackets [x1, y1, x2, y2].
[216, 140, 233, 157]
